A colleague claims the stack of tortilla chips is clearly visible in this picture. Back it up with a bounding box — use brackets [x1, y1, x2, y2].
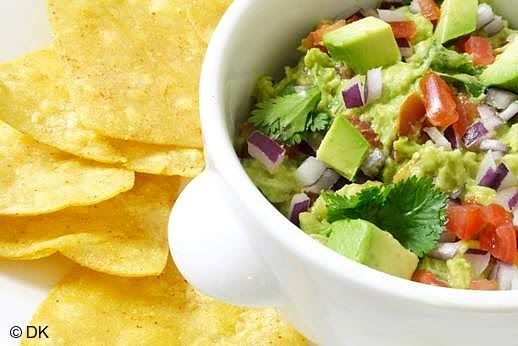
[0, 0, 307, 344]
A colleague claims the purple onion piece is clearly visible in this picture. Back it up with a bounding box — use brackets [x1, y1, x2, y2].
[484, 15, 504, 37]
[377, 9, 407, 22]
[396, 38, 413, 58]
[491, 163, 510, 190]
[480, 139, 508, 153]
[499, 102, 518, 122]
[490, 261, 518, 290]
[486, 88, 517, 110]
[342, 78, 365, 108]
[429, 242, 462, 260]
[477, 150, 499, 187]
[444, 126, 461, 150]
[439, 230, 457, 243]
[304, 169, 341, 194]
[424, 127, 452, 150]
[463, 121, 489, 148]
[366, 67, 383, 104]
[464, 252, 491, 277]
[409, 0, 421, 14]
[247, 131, 286, 174]
[299, 141, 316, 156]
[479, 104, 504, 131]
[288, 193, 311, 226]
[295, 157, 327, 187]
[379, 0, 404, 9]
[500, 169, 518, 190]
[477, 3, 495, 30]
[495, 187, 518, 212]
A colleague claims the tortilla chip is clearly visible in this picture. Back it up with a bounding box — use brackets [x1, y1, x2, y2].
[0, 174, 177, 276]
[0, 121, 134, 216]
[23, 262, 308, 346]
[0, 48, 204, 177]
[48, 0, 206, 147]
[187, 0, 232, 44]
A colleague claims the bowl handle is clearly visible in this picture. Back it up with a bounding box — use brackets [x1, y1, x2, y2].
[169, 170, 283, 307]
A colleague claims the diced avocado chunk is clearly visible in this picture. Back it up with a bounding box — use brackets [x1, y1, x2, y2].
[317, 116, 370, 180]
[323, 17, 401, 74]
[435, 0, 478, 44]
[327, 219, 419, 279]
[480, 39, 518, 93]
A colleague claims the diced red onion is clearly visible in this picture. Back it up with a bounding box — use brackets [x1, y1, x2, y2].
[493, 163, 510, 190]
[480, 139, 508, 153]
[444, 126, 461, 150]
[377, 9, 407, 22]
[247, 131, 286, 174]
[360, 148, 386, 178]
[299, 141, 316, 156]
[464, 252, 491, 277]
[477, 3, 495, 30]
[288, 193, 311, 226]
[490, 261, 518, 290]
[429, 242, 462, 260]
[424, 127, 452, 151]
[295, 156, 327, 186]
[397, 38, 413, 58]
[479, 104, 504, 131]
[409, 0, 421, 14]
[439, 230, 457, 243]
[366, 67, 383, 104]
[304, 169, 341, 194]
[494, 187, 518, 212]
[486, 88, 517, 110]
[463, 121, 489, 148]
[342, 77, 365, 108]
[484, 16, 504, 37]
[499, 102, 518, 122]
[477, 150, 499, 187]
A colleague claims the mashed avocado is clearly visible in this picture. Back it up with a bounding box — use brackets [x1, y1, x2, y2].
[393, 141, 480, 193]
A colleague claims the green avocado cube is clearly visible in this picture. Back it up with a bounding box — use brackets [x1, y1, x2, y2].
[435, 0, 478, 44]
[322, 17, 401, 74]
[481, 38, 518, 93]
[327, 219, 419, 279]
[316, 116, 369, 180]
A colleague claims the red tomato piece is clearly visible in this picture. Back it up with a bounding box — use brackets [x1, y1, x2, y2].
[480, 223, 517, 264]
[347, 116, 380, 148]
[398, 93, 426, 137]
[412, 270, 449, 287]
[420, 72, 460, 128]
[482, 204, 513, 227]
[390, 21, 417, 39]
[462, 36, 495, 66]
[417, 0, 441, 21]
[469, 279, 499, 290]
[453, 93, 478, 138]
[302, 20, 346, 50]
[446, 204, 487, 240]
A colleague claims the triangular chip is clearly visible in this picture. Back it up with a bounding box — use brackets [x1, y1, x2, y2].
[48, 0, 206, 147]
[0, 48, 204, 177]
[187, 0, 233, 44]
[23, 261, 308, 345]
[0, 174, 177, 276]
[0, 121, 134, 216]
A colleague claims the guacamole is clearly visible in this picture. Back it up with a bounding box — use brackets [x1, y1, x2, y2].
[239, 1, 518, 290]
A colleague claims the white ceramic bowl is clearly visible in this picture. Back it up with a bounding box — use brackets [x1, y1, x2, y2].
[169, 1, 518, 345]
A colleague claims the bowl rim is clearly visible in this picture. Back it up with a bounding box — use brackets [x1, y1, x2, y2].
[199, 0, 518, 311]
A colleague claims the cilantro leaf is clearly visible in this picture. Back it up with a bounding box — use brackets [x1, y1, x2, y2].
[250, 87, 322, 145]
[437, 73, 486, 98]
[306, 112, 332, 132]
[323, 177, 448, 257]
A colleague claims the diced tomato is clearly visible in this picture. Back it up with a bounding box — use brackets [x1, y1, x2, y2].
[452, 93, 478, 138]
[461, 36, 495, 66]
[469, 279, 499, 290]
[390, 21, 417, 39]
[398, 93, 426, 137]
[446, 204, 487, 240]
[482, 204, 513, 228]
[412, 270, 449, 287]
[420, 72, 460, 128]
[417, 0, 441, 21]
[302, 20, 346, 50]
[347, 116, 380, 147]
[455, 36, 469, 53]
[346, 14, 362, 24]
[480, 223, 517, 264]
